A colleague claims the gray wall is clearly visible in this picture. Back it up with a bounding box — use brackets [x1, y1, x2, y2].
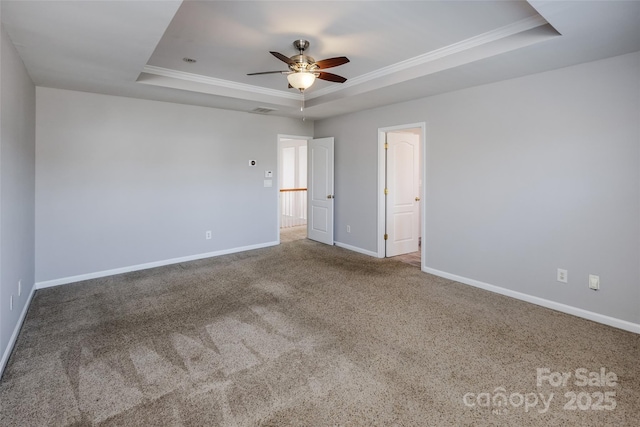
[315, 52, 640, 325]
[22, 49, 640, 332]
[0, 24, 36, 370]
[36, 88, 312, 283]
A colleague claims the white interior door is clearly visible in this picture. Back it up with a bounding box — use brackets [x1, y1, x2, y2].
[308, 137, 334, 245]
[386, 132, 420, 256]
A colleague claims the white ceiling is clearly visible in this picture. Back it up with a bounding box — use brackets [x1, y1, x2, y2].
[2, 1, 639, 120]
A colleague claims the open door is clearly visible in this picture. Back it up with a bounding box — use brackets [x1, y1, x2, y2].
[386, 132, 420, 257]
[307, 137, 334, 245]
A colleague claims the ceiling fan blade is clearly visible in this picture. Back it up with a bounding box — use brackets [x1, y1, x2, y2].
[270, 51, 294, 65]
[317, 72, 347, 83]
[247, 71, 287, 75]
[314, 56, 350, 69]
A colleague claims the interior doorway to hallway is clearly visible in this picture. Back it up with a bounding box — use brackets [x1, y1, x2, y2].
[278, 136, 310, 242]
[377, 123, 426, 268]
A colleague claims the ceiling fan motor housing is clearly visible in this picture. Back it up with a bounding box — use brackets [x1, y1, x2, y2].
[289, 40, 317, 72]
[289, 54, 317, 72]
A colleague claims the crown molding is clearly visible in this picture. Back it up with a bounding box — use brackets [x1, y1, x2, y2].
[141, 65, 302, 100]
[307, 15, 550, 99]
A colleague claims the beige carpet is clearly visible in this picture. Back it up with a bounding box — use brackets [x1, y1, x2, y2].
[391, 251, 422, 268]
[1, 233, 638, 426]
[279, 225, 307, 243]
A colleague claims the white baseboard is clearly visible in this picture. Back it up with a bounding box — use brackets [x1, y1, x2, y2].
[422, 266, 640, 334]
[334, 241, 378, 258]
[36, 241, 279, 289]
[1, 284, 36, 377]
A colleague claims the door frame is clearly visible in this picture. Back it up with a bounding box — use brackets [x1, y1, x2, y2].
[377, 123, 427, 266]
[277, 134, 312, 243]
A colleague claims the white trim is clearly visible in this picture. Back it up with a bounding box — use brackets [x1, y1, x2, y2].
[422, 266, 640, 334]
[334, 241, 378, 258]
[142, 65, 302, 100]
[308, 15, 548, 99]
[36, 241, 279, 290]
[1, 284, 36, 376]
[377, 122, 427, 259]
[421, 125, 429, 269]
[377, 130, 386, 258]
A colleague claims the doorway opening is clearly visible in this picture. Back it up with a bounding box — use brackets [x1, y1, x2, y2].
[278, 135, 311, 243]
[377, 123, 426, 268]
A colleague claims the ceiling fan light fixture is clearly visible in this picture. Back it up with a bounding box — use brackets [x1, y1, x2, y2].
[287, 71, 316, 91]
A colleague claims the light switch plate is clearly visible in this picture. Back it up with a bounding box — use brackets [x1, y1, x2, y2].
[264, 180, 273, 187]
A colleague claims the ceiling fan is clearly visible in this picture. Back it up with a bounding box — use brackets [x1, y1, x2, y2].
[247, 40, 349, 92]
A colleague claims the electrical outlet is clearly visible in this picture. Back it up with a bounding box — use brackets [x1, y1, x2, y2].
[18, 280, 22, 297]
[557, 268, 568, 283]
[347, 225, 351, 233]
[205, 230, 212, 240]
[589, 274, 600, 290]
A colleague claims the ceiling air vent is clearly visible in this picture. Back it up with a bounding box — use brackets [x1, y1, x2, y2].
[251, 107, 277, 114]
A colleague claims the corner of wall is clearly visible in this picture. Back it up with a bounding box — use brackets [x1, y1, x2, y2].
[0, 22, 37, 377]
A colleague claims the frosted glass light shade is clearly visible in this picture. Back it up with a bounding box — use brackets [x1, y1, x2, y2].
[287, 72, 316, 90]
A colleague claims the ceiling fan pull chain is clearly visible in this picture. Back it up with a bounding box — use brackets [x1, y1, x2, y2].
[301, 94, 306, 121]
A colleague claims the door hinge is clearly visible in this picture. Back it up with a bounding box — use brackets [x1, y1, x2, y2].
[384, 233, 388, 240]
[384, 188, 389, 195]
[384, 143, 389, 150]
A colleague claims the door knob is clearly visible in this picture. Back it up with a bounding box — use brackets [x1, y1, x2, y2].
[415, 197, 421, 201]
[327, 195, 334, 199]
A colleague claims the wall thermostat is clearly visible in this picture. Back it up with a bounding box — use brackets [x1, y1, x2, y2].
[249, 160, 257, 166]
